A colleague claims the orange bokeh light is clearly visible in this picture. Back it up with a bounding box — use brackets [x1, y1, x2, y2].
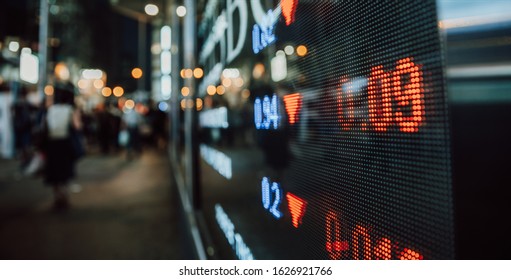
[184, 69, 193, 79]
[181, 87, 190, 96]
[113, 86, 124, 97]
[131, 67, 143, 79]
[102, 87, 112, 97]
[193, 68, 204, 79]
[207, 85, 216, 95]
[216, 85, 225, 95]
[44, 85, 54, 96]
[296, 45, 308, 56]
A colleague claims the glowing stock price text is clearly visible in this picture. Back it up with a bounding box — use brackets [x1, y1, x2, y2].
[325, 211, 423, 260]
[338, 57, 425, 133]
[261, 177, 283, 219]
[254, 94, 280, 130]
[260, 178, 424, 259]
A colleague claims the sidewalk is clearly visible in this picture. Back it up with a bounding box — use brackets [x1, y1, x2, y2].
[0, 150, 191, 259]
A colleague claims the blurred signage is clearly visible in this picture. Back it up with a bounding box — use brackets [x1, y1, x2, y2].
[200, 107, 229, 128]
[200, 144, 232, 179]
[270, 50, 287, 81]
[160, 26, 172, 100]
[19, 49, 39, 84]
[215, 204, 255, 260]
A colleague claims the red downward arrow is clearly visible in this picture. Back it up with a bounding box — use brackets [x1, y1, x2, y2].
[281, 0, 299, 26]
[283, 93, 302, 125]
[286, 192, 307, 228]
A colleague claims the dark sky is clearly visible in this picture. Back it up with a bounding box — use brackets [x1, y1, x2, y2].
[0, 0, 37, 41]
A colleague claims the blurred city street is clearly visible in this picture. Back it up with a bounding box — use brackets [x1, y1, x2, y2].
[0, 0, 510, 262]
[0, 150, 190, 259]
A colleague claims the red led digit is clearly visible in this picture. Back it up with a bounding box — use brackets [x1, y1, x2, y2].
[392, 57, 425, 133]
[324, 212, 424, 260]
[374, 237, 392, 260]
[337, 77, 355, 131]
[338, 57, 424, 133]
[325, 211, 349, 260]
[352, 225, 372, 260]
[368, 66, 392, 132]
[399, 248, 424, 260]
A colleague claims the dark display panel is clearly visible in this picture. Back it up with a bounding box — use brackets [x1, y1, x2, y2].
[197, 0, 453, 259]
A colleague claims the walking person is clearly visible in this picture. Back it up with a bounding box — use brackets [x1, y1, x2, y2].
[122, 106, 142, 160]
[12, 87, 34, 168]
[44, 85, 82, 210]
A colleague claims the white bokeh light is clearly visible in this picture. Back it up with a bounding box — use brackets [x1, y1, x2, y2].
[176, 6, 187, 17]
[144, 4, 159, 16]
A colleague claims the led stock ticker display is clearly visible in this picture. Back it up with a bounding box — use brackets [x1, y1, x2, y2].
[198, 0, 453, 260]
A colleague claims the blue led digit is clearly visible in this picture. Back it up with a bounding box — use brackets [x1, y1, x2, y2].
[262, 177, 270, 210]
[251, 9, 277, 54]
[261, 177, 283, 220]
[270, 182, 283, 219]
[254, 94, 280, 130]
[262, 10, 276, 45]
[269, 94, 279, 129]
[254, 98, 262, 129]
[262, 95, 271, 129]
[252, 24, 262, 54]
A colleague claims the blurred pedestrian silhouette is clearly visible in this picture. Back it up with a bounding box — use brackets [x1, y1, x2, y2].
[122, 106, 142, 159]
[146, 101, 168, 150]
[95, 103, 113, 155]
[43, 84, 82, 210]
[12, 87, 34, 168]
[108, 102, 122, 153]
